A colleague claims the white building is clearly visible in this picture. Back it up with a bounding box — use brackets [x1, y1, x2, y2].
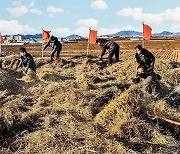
[14, 35, 22, 41]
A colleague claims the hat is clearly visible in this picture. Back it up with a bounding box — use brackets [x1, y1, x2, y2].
[96, 38, 101, 43]
[136, 45, 143, 50]
[19, 47, 26, 53]
[50, 35, 55, 40]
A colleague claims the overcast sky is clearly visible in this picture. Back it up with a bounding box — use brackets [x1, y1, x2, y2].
[0, 0, 180, 36]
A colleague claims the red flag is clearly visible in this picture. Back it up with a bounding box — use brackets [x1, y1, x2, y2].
[89, 29, 97, 44]
[42, 29, 51, 42]
[0, 34, 4, 44]
[143, 24, 152, 40]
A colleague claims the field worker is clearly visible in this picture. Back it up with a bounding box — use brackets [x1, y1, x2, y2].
[96, 38, 120, 65]
[18, 47, 36, 74]
[44, 36, 62, 62]
[133, 65, 161, 96]
[135, 45, 155, 72]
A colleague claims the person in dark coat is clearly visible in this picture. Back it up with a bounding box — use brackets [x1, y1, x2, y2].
[135, 45, 155, 72]
[18, 47, 36, 74]
[44, 36, 62, 62]
[96, 38, 120, 65]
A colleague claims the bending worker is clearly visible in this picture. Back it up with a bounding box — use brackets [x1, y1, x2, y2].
[96, 38, 120, 65]
[44, 36, 62, 62]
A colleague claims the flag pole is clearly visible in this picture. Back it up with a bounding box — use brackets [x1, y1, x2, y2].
[42, 41, 44, 58]
[142, 21, 145, 48]
[87, 28, 91, 56]
[42, 29, 44, 58]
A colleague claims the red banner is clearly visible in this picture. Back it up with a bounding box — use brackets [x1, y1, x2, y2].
[0, 34, 4, 44]
[89, 29, 97, 44]
[143, 24, 152, 40]
[42, 29, 51, 42]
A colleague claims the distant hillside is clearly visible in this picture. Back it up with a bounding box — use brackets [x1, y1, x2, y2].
[153, 31, 174, 36]
[112, 31, 142, 37]
[2, 31, 180, 39]
[64, 34, 84, 39]
[112, 30, 180, 37]
[176, 32, 180, 36]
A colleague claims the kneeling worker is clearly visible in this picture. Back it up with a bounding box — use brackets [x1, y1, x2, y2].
[133, 65, 161, 96]
[96, 38, 120, 65]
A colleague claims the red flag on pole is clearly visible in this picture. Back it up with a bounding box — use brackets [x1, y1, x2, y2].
[89, 29, 97, 44]
[143, 24, 152, 40]
[42, 29, 51, 42]
[0, 34, 4, 44]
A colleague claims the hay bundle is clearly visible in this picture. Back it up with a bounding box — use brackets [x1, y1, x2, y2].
[0, 70, 21, 93]
[162, 68, 180, 87]
[155, 60, 174, 73]
[91, 91, 115, 116]
[39, 73, 60, 82]
[117, 119, 152, 141]
[74, 65, 98, 90]
[106, 59, 137, 83]
[19, 70, 37, 82]
[94, 86, 142, 128]
[35, 57, 49, 68]
[2, 55, 19, 68]
[37, 64, 55, 80]
[82, 58, 106, 71]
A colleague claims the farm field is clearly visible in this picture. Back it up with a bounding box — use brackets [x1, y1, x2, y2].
[1, 39, 180, 62]
[0, 39, 180, 154]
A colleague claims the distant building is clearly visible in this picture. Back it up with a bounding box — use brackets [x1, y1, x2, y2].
[6, 36, 14, 41]
[63, 34, 83, 41]
[130, 37, 143, 41]
[14, 35, 22, 41]
[98, 35, 113, 39]
[2, 35, 24, 45]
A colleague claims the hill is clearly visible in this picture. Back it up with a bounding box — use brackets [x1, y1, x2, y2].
[64, 34, 84, 40]
[112, 30, 142, 37]
[0, 55, 179, 153]
[153, 31, 174, 36]
[112, 30, 180, 37]
[3, 31, 180, 40]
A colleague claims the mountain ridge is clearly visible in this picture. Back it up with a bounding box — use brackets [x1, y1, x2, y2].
[3, 30, 180, 39]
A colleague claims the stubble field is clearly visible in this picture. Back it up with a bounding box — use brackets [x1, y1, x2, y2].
[0, 39, 180, 154]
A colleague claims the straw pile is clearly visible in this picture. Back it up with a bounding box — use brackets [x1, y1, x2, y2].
[0, 55, 179, 153]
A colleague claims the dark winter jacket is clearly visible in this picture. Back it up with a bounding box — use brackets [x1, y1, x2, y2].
[135, 48, 155, 67]
[99, 39, 119, 57]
